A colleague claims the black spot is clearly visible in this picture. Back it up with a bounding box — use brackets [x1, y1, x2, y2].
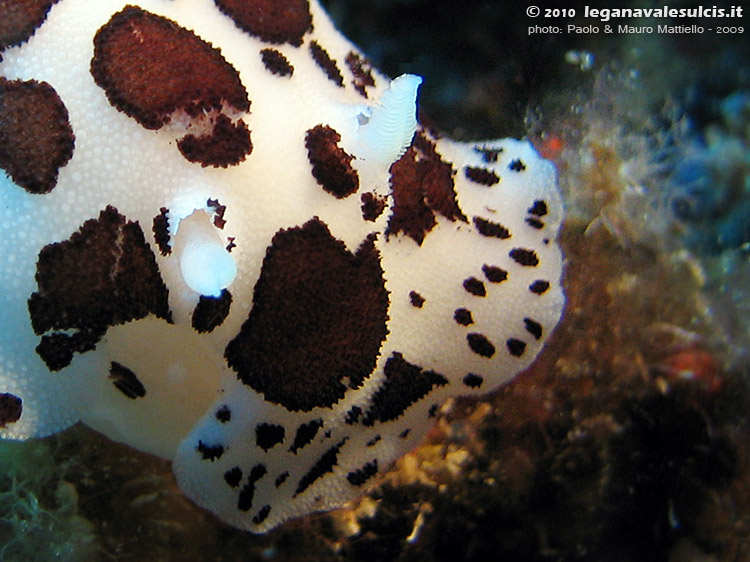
[507, 338, 527, 357]
[0, 393, 22, 428]
[215, 405, 231, 423]
[295, 439, 347, 496]
[345, 405, 362, 425]
[427, 404, 439, 418]
[528, 200, 548, 216]
[191, 289, 232, 334]
[473, 217, 511, 239]
[510, 248, 539, 267]
[453, 308, 473, 326]
[409, 291, 425, 308]
[509, 159, 526, 172]
[346, 460, 378, 486]
[152, 207, 170, 255]
[224, 466, 242, 488]
[524, 317, 543, 340]
[525, 217, 545, 229]
[400, 428, 411, 438]
[529, 280, 550, 295]
[362, 353, 448, 425]
[109, 361, 146, 399]
[366, 434, 381, 447]
[197, 440, 224, 461]
[467, 333, 495, 358]
[290, 418, 323, 454]
[252, 505, 271, 525]
[256, 423, 285, 451]
[309, 41, 343, 86]
[275, 471, 289, 488]
[238, 463, 267, 512]
[482, 264, 508, 283]
[225, 219, 388, 412]
[474, 146, 502, 162]
[260, 48, 293, 77]
[463, 277, 486, 297]
[463, 373, 484, 388]
[464, 166, 499, 186]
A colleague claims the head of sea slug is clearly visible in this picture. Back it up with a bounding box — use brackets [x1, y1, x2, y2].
[0, 0, 564, 533]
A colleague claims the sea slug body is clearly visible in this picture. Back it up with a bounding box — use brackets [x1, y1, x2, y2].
[0, 0, 565, 533]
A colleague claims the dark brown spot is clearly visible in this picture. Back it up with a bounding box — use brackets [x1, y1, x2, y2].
[528, 200, 548, 216]
[0, 393, 22, 428]
[362, 352, 448, 425]
[467, 333, 495, 358]
[366, 434, 381, 447]
[464, 166, 499, 186]
[91, 6, 250, 166]
[289, 418, 323, 454]
[509, 159, 526, 172]
[28, 206, 171, 371]
[305, 125, 358, 198]
[453, 308, 473, 326]
[346, 460, 378, 486]
[206, 198, 227, 229]
[309, 41, 343, 87]
[409, 291, 425, 308]
[214, 0, 312, 46]
[109, 361, 146, 399]
[473, 217, 511, 239]
[530, 280, 550, 295]
[192, 289, 232, 333]
[152, 207, 170, 255]
[462, 373, 484, 388]
[482, 264, 508, 283]
[295, 439, 346, 496]
[260, 48, 294, 77]
[524, 317, 543, 340]
[238, 463, 267, 511]
[256, 423, 285, 451]
[507, 338, 527, 357]
[463, 277, 486, 297]
[224, 466, 242, 488]
[361, 192, 387, 222]
[177, 114, 252, 168]
[0, 78, 74, 194]
[253, 505, 271, 525]
[399, 428, 411, 438]
[510, 248, 539, 267]
[345, 51, 376, 97]
[197, 440, 224, 461]
[0, 0, 59, 54]
[215, 405, 231, 423]
[387, 133, 466, 244]
[225, 219, 388, 412]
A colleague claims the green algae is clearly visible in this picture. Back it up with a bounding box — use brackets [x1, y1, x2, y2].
[0, 439, 99, 562]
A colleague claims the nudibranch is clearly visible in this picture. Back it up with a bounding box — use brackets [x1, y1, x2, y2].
[0, 0, 565, 532]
